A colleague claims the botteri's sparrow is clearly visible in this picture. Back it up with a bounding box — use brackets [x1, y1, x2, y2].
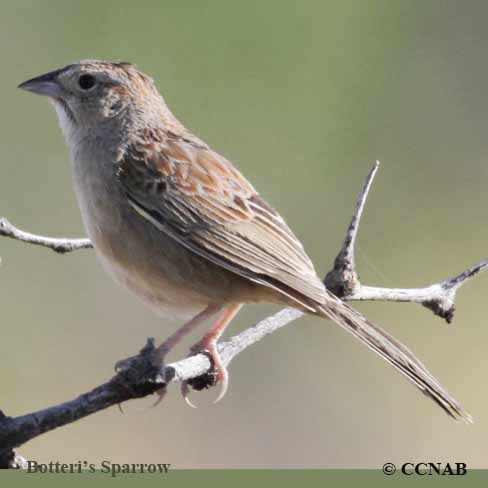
[18, 60, 470, 420]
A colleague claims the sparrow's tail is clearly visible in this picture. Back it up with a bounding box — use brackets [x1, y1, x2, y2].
[314, 291, 472, 423]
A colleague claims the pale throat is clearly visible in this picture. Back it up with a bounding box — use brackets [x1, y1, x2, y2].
[51, 98, 78, 144]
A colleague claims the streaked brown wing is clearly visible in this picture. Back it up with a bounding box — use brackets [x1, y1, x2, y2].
[117, 131, 472, 422]
[117, 128, 326, 309]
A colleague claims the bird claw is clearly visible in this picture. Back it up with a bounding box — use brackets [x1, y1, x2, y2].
[151, 386, 168, 407]
[181, 381, 197, 408]
[181, 341, 229, 407]
[212, 363, 229, 404]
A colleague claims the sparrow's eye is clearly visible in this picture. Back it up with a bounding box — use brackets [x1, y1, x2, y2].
[78, 74, 96, 91]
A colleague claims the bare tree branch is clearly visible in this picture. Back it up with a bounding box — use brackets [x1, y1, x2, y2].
[1, 163, 487, 464]
[324, 161, 488, 322]
[0, 314, 305, 460]
[0, 217, 92, 254]
[0, 415, 28, 469]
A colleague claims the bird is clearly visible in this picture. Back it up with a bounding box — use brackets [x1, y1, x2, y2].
[18, 60, 470, 421]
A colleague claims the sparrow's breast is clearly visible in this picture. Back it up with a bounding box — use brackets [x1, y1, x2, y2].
[68, 145, 268, 320]
[69, 146, 212, 319]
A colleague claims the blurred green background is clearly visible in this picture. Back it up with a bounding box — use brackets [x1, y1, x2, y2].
[1, 0, 487, 468]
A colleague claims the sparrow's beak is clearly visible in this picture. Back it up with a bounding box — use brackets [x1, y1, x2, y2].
[18, 68, 65, 98]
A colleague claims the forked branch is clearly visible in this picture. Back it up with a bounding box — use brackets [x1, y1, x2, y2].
[324, 161, 488, 322]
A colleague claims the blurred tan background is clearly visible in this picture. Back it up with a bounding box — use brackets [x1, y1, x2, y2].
[1, 0, 487, 468]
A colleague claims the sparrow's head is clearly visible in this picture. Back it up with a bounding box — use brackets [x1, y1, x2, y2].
[18, 60, 166, 140]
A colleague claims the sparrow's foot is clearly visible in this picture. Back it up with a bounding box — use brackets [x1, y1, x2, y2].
[181, 339, 229, 408]
[151, 383, 168, 407]
[146, 345, 171, 407]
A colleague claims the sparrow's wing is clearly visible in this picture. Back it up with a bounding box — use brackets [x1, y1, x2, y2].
[117, 129, 326, 310]
[118, 129, 471, 422]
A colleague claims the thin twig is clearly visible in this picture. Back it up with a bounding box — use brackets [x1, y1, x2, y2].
[0, 218, 92, 254]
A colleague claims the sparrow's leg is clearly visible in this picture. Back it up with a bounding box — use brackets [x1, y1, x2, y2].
[182, 303, 243, 407]
[152, 304, 222, 363]
[149, 304, 222, 405]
